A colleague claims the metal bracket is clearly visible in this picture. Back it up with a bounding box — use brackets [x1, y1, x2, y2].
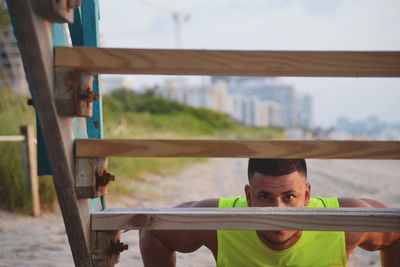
[75, 157, 115, 199]
[91, 230, 128, 267]
[55, 69, 99, 117]
[33, 0, 81, 23]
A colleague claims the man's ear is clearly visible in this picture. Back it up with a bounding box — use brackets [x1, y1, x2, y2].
[245, 184, 251, 207]
[304, 182, 311, 206]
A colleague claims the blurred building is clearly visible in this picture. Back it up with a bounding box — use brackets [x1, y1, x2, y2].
[0, 26, 29, 95]
[230, 94, 281, 127]
[156, 76, 312, 129]
[228, 77, 296, 127]
[209, 81, 232, 114]
[300, 94, 313, 129]
[334, 116, 399, 140]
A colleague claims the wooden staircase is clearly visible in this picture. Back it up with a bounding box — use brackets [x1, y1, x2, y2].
[7, 1, 400, 266]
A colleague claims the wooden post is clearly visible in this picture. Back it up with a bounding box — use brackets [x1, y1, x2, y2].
[21, 125, 40, 217]
[7, 2, 93, 265]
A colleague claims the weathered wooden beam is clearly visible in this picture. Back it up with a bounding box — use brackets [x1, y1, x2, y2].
[75, 139, 400, 159]
[7, 1, 92, 266]
[91, 207, 400, 232]
[21, 125, 40, 217]
[55, 47, 400, 77]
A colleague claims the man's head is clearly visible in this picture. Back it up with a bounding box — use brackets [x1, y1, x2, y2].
[247, 158, 307, 183]
[245, 159, 311, 250]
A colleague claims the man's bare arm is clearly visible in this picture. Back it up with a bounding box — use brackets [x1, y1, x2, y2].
[339, 198, 400, 267]
[139, 198, 218, 267]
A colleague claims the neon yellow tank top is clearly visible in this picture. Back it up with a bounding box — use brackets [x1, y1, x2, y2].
[217, 197, 347, 267]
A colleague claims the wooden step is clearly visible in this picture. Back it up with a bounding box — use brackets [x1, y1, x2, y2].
[91, 207, 400, 232]
[55, 47, 400, 77]
[75, 139, 400, 159]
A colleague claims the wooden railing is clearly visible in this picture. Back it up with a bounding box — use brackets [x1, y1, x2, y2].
[0, 125, 40, 216]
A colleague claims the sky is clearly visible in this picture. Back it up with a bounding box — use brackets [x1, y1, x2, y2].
[98, 0, 400, 128]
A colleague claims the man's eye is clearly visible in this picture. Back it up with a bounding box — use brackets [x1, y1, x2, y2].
[284, 195, 295, 201]
[258, 194, 270, 201]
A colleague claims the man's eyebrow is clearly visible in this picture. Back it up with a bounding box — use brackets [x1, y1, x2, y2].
[282, 190, 296, 195]
[257, 190, 272, 195]
[257, 190, 297, 195]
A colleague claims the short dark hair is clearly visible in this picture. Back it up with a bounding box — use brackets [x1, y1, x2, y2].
[247, 159, 307, 182]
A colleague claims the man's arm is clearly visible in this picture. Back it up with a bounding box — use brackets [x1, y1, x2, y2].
[339, 198, 400, 267]
[139, 198, 218, 267]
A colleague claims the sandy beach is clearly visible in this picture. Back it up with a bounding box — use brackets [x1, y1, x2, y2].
[0, 159, 399, 267]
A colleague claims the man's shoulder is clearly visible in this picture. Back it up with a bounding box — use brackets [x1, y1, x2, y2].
[308, 197, 340, 208]
[175, 198, 219, 208]
[338, 197, 390, 208]
[219, 196, 247, 208]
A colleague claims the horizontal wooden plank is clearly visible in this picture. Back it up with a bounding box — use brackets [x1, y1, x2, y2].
[55, 47, 400, 77]
[75, 139, 400, 159]
[91, 207, 400, 232]
[0, 135, 25, 142]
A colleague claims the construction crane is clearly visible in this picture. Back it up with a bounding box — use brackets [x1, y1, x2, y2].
[142, 0, 190, 48]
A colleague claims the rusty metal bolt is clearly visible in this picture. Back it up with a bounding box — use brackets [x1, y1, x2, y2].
[110, 241, 129, 254]
[81, 90, 99, 102]
[96, 170, 115, 187]
[67, 0, 82, 10]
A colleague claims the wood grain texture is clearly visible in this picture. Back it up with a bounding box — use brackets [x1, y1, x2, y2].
[75, 139, 400, 159]
[55, 47, 400, 77]
[21, 125, 40, 217]
[91, 207, 400, 232]
[7, 1, 92, 266]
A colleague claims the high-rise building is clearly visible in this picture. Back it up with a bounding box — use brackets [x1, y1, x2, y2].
[300, 94, 313, 129]
[231, 94, 281, 127]
[228, 77, 297, 127]
[209, 81, 232, 114]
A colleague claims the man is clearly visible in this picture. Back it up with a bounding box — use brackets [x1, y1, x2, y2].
[139, 159, 399, 266]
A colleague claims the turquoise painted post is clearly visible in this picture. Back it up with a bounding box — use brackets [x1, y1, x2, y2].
[82, 0, 103, 140]
[69, 9, 83, 45]
[53, 23, 104, 212]
[68, 1, 105, 210]
[69, 0, 103, 139]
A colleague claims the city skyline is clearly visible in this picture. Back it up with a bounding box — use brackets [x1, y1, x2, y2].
[153, 76, 312, 129]
[98, 0, 400, 128]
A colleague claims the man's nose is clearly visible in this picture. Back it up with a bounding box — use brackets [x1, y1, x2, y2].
[272, 199, 285, 208]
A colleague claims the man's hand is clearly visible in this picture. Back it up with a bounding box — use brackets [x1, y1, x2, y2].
[340, 198, 400, 267]
[139, 230, 176, 267]
[139, 199, 218, 267]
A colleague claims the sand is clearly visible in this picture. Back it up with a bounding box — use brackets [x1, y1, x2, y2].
[0, 159, 399, 267]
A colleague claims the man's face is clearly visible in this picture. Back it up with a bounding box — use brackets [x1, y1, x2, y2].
[245, 170, 311, 250]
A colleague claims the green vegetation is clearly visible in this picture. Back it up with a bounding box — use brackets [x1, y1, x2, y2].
[0, 2, 10, 82]
[0, 89, 284, 212]
[0, 92, 58, 212]
[103, 89, 283, 139]
[0, 92, 43, 212]
[0, 2, 10, 35]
